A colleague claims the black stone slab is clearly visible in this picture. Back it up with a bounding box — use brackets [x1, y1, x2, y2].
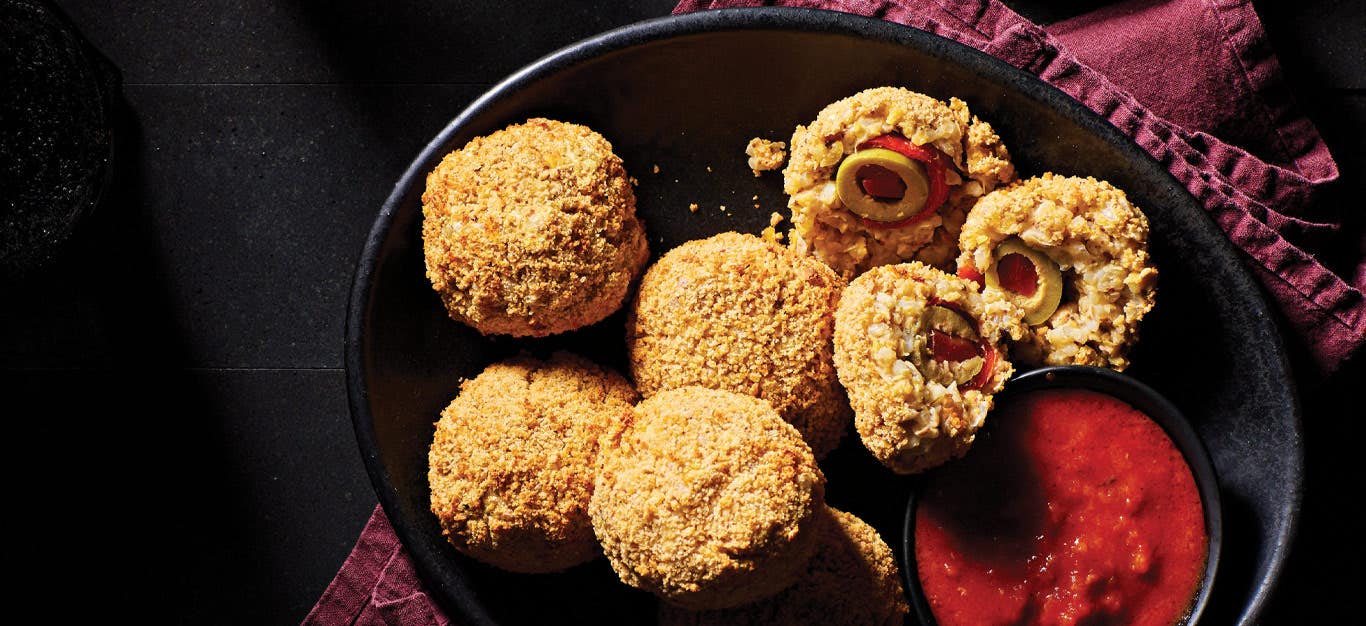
[1259, 0, 1366, 90]
[1299, 94, 1366, 286]
[55, 0, 678, 84]
[7, 367, 371, 623]
[1, 84, 487, 369]
[1262, 350, 1365, 623]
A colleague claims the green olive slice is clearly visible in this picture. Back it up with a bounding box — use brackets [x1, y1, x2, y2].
[834, 148, 930, 223]
[923, 305, 980, 342]
[985, 238, 1063, 325]
[955, 355, 984, 386]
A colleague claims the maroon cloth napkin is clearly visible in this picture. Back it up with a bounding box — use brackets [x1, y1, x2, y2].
[303, 507, 451, 626]
[307, 2, 1363, 624]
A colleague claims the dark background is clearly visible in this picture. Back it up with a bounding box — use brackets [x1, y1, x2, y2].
[3, 0, 1360, 623]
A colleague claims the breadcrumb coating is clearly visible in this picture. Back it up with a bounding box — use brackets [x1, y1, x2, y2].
[760, 212, 786, 244]
[745, 137, 787, 176]
[421, 118, 649, 337]
[590, 387, 826, 610]
[834, 263, 1019, 474]
[427, 352, 638, 573]
[957, 174, 1158, 370]
[626, 232, 851, 458]
[657, 506, 908, 626]
[784, 87, 1015, 278]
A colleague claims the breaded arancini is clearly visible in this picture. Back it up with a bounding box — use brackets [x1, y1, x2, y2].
[957, 174, 1157, 371]
[590, 386, 826, 610]
[626, 232, 850, 458]
[745, 137, 787, 176]
[657, 506, 908, 626]
[784, 87, 1015, 278]
[422, 118, 649, 337]
[834, 262, 1019, 474]
[427, 352, 637, 573]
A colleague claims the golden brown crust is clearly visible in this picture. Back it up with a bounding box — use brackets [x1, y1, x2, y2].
[745, 137, 787, 176]
[590, 387, 826, 610]
[625, 232, 851, 459]
[962, 110, 1016, 192]
[784, 87, 1015, 278]
[421, 118, 649, 337]
[956, 174, 1158, 370]
[427, 352, 638, 573]
[833, 263, 1019, 474]
[656, 506, 909, 626]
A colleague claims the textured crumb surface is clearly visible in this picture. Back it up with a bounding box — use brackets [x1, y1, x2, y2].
[626, 232, 851, 458]
[834, 262, 1018, 474]
[421, 117, 649, 337]
[784, 87, 1015, 278]
[760, 211, 786, 244]
[957, 173, 1157, 370]
[590, 387, 826, 610]
[745, 137, 787, 176]
[427, 352, 638, 573]
[657, 506, 908, 626]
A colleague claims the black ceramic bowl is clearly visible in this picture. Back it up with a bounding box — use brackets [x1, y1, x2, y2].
[346, 8, 1299, 625]
[902, 365, 1223, 626]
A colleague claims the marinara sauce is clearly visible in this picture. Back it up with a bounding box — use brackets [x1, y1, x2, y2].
[915, 388, 1207, 626]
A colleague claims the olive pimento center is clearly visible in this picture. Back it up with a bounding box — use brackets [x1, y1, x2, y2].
[833, 135, 949, 228]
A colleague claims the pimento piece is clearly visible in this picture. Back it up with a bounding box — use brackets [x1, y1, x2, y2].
[962, 345, 997, 392]
[836, 147, 931, 227]
[996, 253, 1039, 297]
[957, 265, 985, 287]
[985, 239, 1064, 325]
[858, 165, 908, 199]
[930, 330, 981, 362]
[925, 297, 997, 392]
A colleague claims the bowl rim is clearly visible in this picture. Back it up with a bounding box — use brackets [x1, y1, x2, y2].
[901, 365, 1224, 626]
[344, 7, 1299, 625]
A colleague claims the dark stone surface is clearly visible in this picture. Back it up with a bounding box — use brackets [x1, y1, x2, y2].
[1257, 0, 1366, 90]
[112, 83, 485, 368]
[0, 83, 488, 369]
[5, 0, 1359, 623]
[7, 368, 369, 623]
[55, 0, 679, 84]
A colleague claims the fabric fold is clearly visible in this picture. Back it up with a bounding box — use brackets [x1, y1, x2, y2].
[303, 507, 451, 626]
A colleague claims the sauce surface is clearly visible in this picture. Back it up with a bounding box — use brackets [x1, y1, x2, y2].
[915, 388, 1207, 626]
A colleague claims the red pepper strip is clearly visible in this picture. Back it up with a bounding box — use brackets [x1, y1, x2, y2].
[857, 135, 950, 230]
[927, 297, 998, 392]
[963, 344, 997, 391]
[930, 330, 981, 362]
[956, 265, 985, 288]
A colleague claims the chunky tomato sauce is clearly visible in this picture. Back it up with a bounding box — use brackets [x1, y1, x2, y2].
[915, 388, 1206, 626]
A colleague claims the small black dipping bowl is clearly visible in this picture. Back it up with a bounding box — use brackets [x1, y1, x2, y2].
[902, 365, 1223, 626]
